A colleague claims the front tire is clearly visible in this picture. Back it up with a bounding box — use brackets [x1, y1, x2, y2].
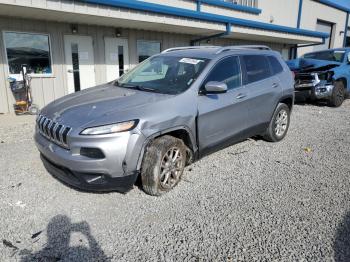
[141, 135, 186, 196]
[329, 81, 345, 107]
[263, 103, 290, 142]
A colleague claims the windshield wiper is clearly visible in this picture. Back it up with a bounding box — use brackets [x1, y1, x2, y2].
[116, 82, 159, 93]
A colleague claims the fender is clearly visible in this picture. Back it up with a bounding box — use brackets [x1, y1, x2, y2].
[136, 125, 197, 171]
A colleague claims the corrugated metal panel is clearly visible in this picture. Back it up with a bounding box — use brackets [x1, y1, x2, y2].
[0, 23, 9, 114]
[0, 16, 195, 113]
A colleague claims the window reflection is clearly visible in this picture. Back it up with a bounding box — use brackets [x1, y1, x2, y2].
[137, 40, 161, 63]
[4, 32, 52, 75]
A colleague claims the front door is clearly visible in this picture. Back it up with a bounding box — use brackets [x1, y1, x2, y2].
[64, 35, 96, 94]
[104, 37, 129, 82]
[197, 56, 249, 155]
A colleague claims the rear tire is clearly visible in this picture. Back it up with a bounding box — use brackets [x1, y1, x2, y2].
[141, 135, 186, 196]
[263, 103, 290, 142]
[329, 81, 345, 107]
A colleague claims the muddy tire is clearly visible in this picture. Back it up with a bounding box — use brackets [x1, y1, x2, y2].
[329, 81, 345, 107]
[263, 103, 290, 142]
[141, 135, 186, 196]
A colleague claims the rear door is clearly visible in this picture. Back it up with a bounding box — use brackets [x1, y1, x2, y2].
[240, 55, 282, 129]
[197, 56, 249, 154]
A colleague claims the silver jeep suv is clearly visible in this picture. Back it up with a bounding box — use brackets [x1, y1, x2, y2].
[35, 45, 294, 196]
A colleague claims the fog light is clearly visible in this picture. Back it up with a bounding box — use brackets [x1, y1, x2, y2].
[80, 147, 105, 159]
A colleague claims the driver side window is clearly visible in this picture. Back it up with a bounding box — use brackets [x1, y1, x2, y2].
[204, 56, 242, 90]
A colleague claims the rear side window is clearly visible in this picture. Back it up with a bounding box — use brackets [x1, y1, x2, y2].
[242, 55, 271, 84]
[268, 56, 284, 75]
[204, 56, 241, 90]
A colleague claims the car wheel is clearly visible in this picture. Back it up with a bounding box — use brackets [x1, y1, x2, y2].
[141, 135, 186, 196]
[263, 103, 290, 142]
[329, 81, 345, 107]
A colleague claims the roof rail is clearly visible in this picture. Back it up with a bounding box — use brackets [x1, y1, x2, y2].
[215, 45, 271, 54]
[162, 46, 219, 53]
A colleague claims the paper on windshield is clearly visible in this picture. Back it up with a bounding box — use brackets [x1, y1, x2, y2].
[179, 58, 204, 65]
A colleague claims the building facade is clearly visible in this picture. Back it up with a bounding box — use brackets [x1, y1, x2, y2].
[0, 0, 349, 114]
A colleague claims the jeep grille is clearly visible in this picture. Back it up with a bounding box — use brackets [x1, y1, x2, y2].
[36, 114, 72, 149]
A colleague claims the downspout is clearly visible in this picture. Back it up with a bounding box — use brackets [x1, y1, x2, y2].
[190, 23, 231, 46]
[197, 0, 201, 12]
[343, 12, 349, 47]
[296, 38, 326, 48]
[294, 0, 303, 58]
[297, 0, 303, 29]
[292, 38, 326, 58]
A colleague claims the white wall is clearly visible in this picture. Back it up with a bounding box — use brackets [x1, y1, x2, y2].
[298, 0, 348, 56]
[201, 0, 299, 28]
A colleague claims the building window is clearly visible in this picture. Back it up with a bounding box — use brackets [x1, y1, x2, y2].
[3, 32, 52, 77]
[223, 0, 258, 8]
[137, 40, 161, 63]
[315, 20, 334, 51]
[346, 27, 350, 47]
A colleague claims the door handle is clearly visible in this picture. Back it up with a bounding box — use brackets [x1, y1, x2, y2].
[272, 83, 279, 88]
[67, 69, 79, 73]
[236, 93, 246, 99]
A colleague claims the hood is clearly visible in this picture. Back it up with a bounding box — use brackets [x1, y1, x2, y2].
[286, 58, 341, 72]
[41, 83, 172, 128]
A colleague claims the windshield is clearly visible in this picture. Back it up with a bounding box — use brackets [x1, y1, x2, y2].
[303, 50, 345, 63]
[116, 55, 209, 94]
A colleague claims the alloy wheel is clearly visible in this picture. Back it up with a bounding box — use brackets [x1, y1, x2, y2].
[159, 147, 184, 189]
[274, 109, 288, 137]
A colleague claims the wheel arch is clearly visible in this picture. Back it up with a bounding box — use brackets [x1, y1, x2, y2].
[278, 95, 294, 111]
[335, 77, 348, 91]
[136, 126, 197, 171]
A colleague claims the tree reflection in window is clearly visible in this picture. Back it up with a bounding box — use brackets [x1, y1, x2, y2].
[4, 32, 52, 75]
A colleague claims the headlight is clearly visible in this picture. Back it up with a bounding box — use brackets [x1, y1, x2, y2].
[80, 120, 138, 135]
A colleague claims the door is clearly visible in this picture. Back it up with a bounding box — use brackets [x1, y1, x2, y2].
[240, 55, 282, 128]
[104, 37, 129, 82]
[315, 20, 333, 51]
[64, 35, 96, 94]
[198, 56, 249, 154]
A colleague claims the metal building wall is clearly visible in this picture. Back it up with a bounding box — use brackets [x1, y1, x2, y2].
[0, 17, 194, 114]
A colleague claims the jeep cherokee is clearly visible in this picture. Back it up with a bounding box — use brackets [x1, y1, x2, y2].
[35, 45, 294, 196]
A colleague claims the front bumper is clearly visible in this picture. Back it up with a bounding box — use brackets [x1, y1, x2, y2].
[35, 129, 145, 192]
[40, 154, 137, 192]
[295, 83, 334, 100]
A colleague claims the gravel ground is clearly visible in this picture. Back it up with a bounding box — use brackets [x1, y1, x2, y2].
[0, 101, 350, 261]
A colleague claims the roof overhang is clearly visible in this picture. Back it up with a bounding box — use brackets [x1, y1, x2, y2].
[81, 0, 329, 39]
[0, 1, 327, 45]
[227, 25, 324, 45]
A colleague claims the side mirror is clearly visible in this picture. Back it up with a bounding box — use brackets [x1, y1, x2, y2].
[347, 53, 350, 63]
[203, 81, 227, 94]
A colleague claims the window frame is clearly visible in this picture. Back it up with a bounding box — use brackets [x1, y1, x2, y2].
[2, 30, 54, 79]
[199, 55, 243, 93]
[136, 40, 162, 63]
[240, 54, 272, 85]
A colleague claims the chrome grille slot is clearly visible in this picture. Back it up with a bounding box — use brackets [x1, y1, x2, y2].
[62, 127, 71, 144]
[55, 125, 63, 141]
[36, 114, 72, 149]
